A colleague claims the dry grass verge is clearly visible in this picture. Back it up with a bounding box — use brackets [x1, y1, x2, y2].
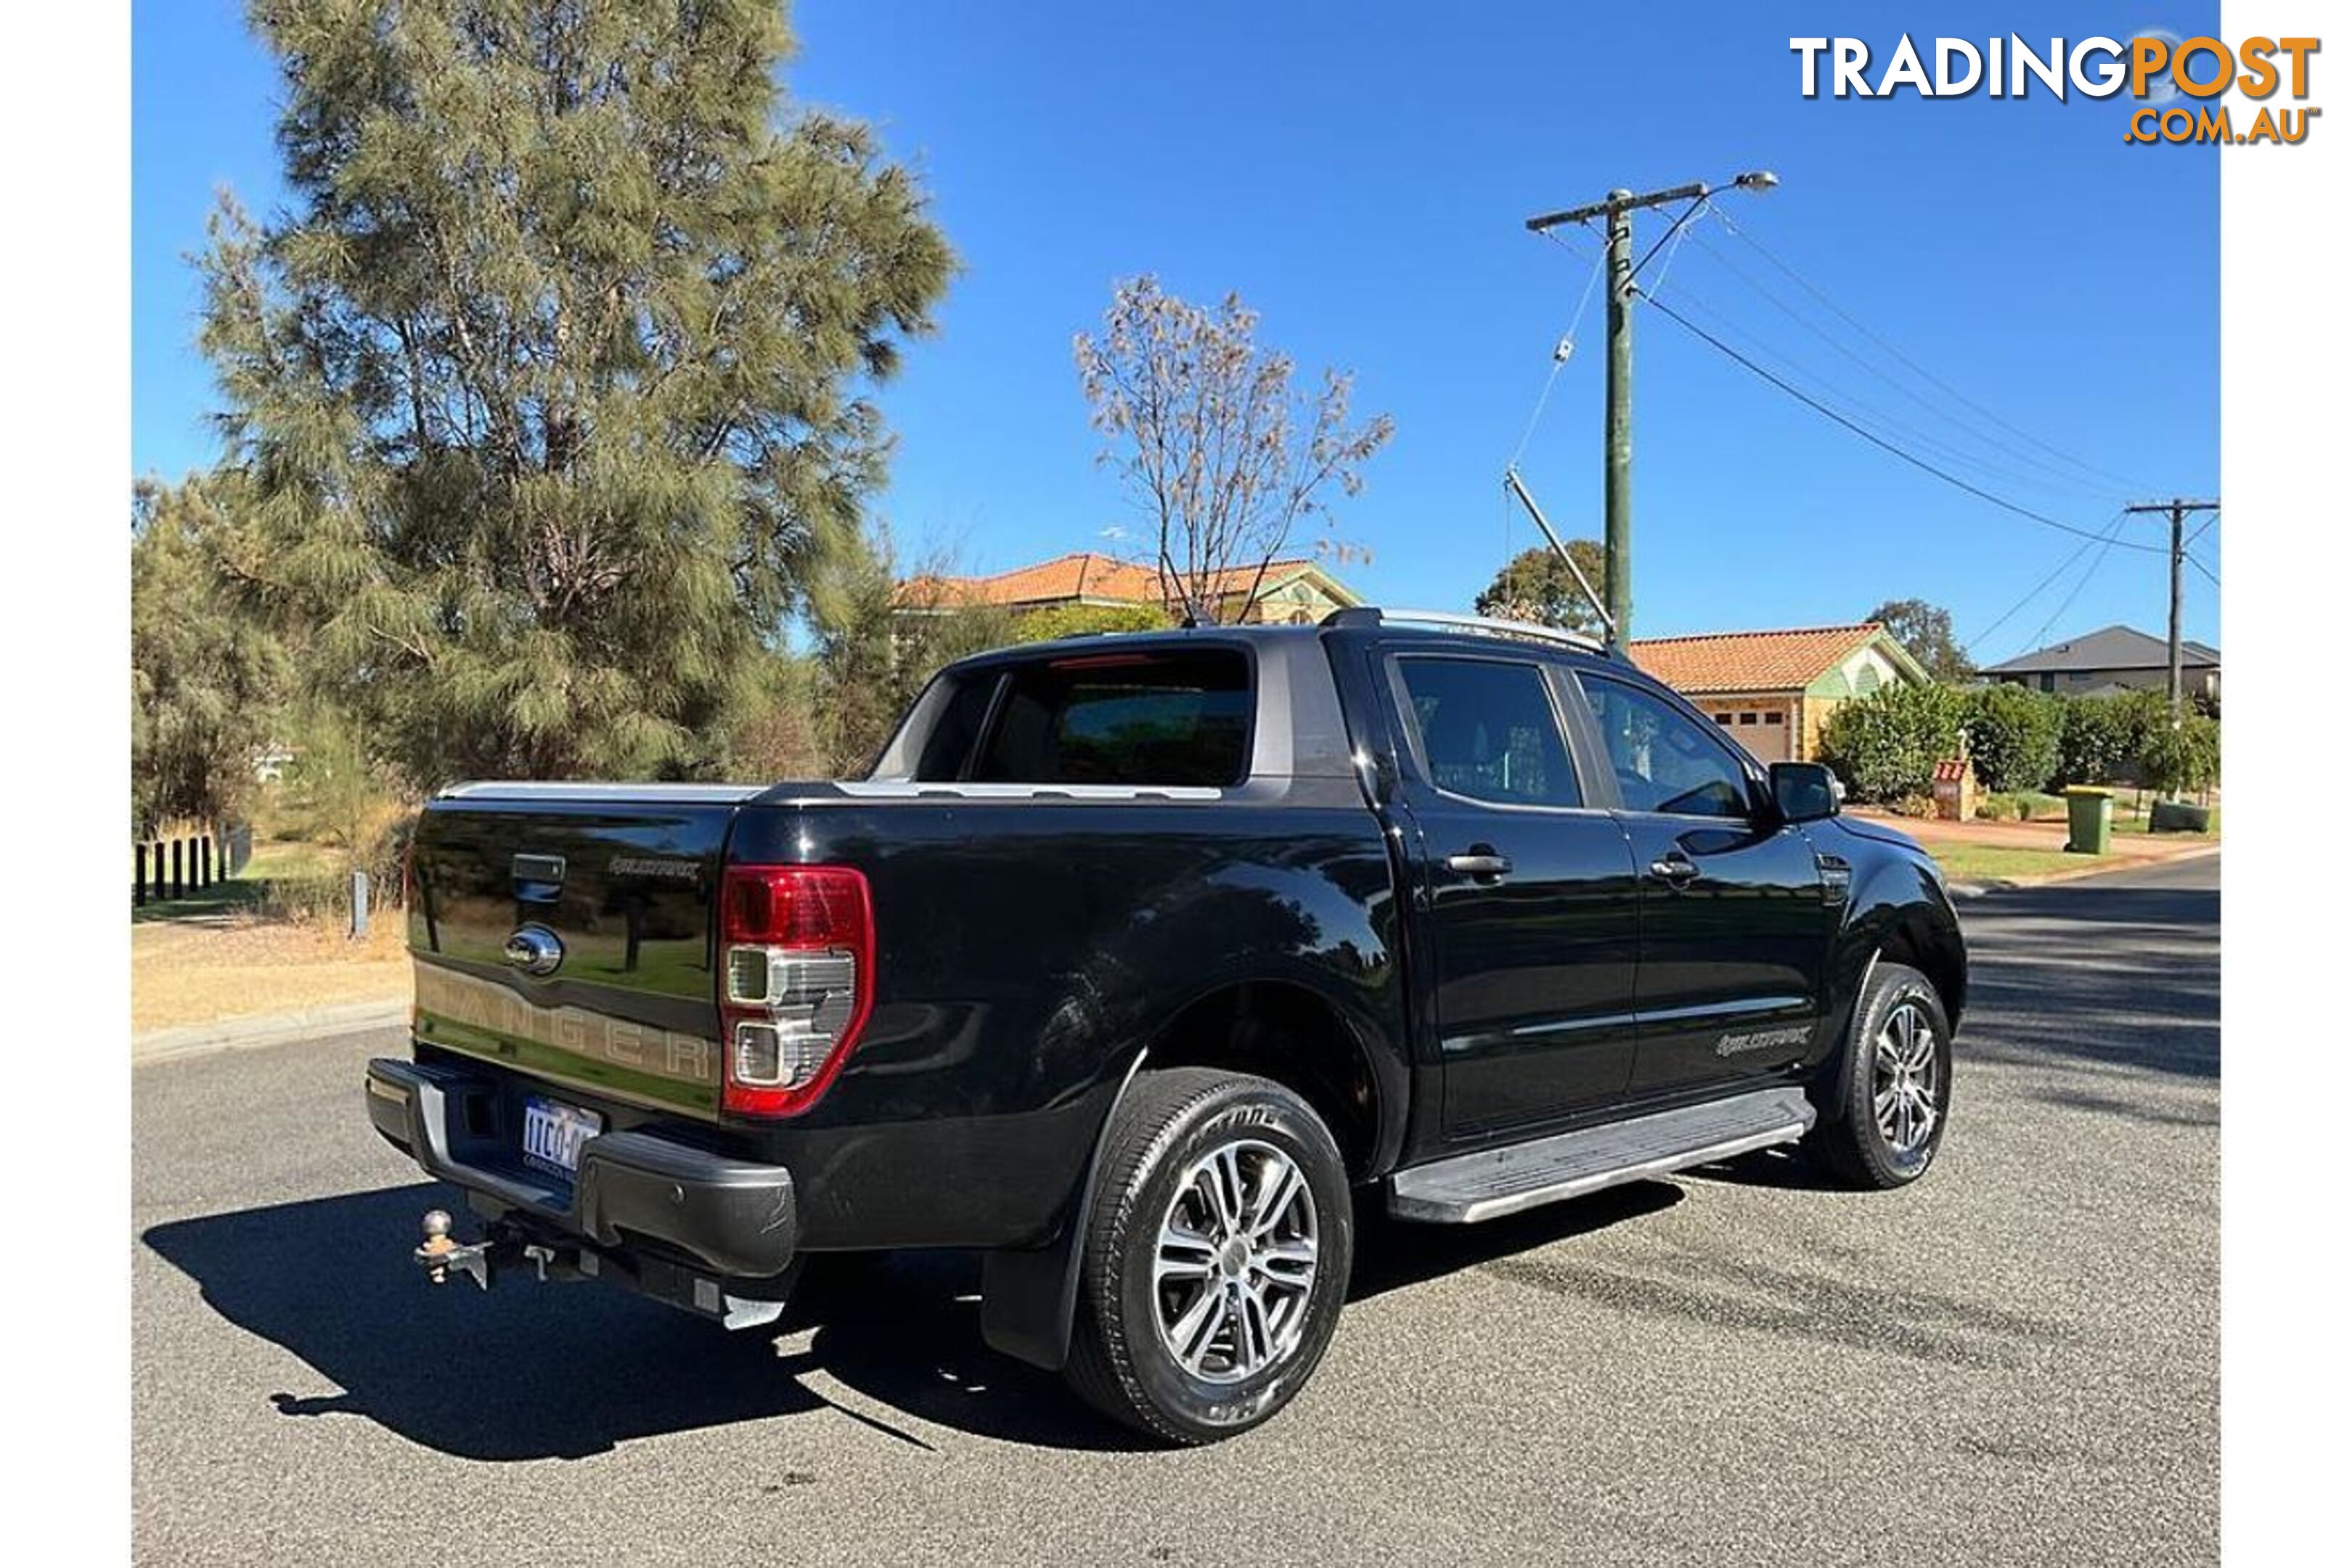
[131, 913, 411, 1035]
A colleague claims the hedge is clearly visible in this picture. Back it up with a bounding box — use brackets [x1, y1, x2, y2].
[1816, 682, 1965, 804]
[2141, 711, 2221, 796]
[1826, 680, 2218, 802]
[1961, 684, 2062, 793]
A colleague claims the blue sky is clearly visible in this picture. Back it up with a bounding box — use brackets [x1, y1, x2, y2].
[132, 1, 2218, 656]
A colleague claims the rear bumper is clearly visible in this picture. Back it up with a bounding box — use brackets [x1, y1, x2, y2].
[364, 1056, 798, 1279]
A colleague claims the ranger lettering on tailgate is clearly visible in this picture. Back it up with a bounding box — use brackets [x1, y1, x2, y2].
[415, 965, 715, 1097]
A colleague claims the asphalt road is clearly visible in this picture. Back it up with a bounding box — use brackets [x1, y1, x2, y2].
[133, 854, 2218, 1566]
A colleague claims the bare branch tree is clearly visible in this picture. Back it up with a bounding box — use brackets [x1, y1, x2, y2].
[1074, 277, 1393, 624]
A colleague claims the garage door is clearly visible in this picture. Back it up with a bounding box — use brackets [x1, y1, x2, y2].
[1707, 703, 1794, 764]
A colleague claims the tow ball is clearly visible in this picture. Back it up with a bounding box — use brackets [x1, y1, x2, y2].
[413, 1209, 581, 1290]
[414, 1209, 493, 1289]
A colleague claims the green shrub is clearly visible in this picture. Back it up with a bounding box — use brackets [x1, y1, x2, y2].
[2140, 714, 2221, 798]
[2056, 695, 2124, 785]
[2056, 691, 2170, 788]
[1963, 684, 2062, 793]
[1816, 682, 1965, 804]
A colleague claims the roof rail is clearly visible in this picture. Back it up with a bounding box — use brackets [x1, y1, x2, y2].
[1320, 605, 1612, 656]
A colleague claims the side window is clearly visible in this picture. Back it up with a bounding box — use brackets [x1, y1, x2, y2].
[1395, 656, 1582, 808]
[1579, 677, 1753, 820]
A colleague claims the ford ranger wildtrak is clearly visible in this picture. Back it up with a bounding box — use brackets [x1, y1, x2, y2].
[366, 607, 1965, 1444]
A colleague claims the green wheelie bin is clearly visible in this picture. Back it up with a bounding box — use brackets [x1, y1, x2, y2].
[2063, 785, 2113, 855]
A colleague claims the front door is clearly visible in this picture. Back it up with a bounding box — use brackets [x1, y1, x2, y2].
[1575, 673, 1831, 1095]
[1383, 652, 1643, 1138]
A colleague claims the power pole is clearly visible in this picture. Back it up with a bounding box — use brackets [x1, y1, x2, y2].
[1526, 172, 1775, 647]
[2123, 498, 2218, 720]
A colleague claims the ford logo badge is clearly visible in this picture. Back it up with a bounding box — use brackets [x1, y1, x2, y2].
[503, 924, 564, 976]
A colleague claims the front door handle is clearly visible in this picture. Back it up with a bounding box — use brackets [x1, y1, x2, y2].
[1445, 849, 1514, 881]
[1649, 852, 1702, 886]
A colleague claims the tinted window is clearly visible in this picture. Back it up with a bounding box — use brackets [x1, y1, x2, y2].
[1396, 656, 1581, 807]
[911, 674, 998, 780]
[1580, 677, 1752, 819]
[964, 649, 1251, 785]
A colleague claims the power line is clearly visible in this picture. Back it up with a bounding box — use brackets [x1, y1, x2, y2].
[2185, 514, 2216, 548]
[1712, 211, 2155, 494]
[2185, 552, 2219, 587]
[1654, 273, 2128, 506]
[1965, 512, 2123, 650]
[1641, 292, 2168, 553]
[2021, 511, 2129, 656]
[1685, 225, 2117, 503]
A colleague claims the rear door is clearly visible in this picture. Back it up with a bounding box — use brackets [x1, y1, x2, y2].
[1382, 650, 1643, 1138]
[407, 787, 752, 1119]
[1571, 673, 1830, 1095]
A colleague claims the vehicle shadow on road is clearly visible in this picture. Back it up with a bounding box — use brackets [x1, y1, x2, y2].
[1966, 876, 2218, 931]
[144, 1177, 1685, 1461]
[142, 1183, 1134, 1460]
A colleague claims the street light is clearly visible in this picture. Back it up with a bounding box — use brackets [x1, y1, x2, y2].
[1520, 170, 1783, 645]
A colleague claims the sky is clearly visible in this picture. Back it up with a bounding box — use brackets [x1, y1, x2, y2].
[131, 1, 2220, 657]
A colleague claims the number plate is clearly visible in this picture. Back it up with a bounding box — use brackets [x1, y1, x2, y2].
[521, 1095, 603, 1175]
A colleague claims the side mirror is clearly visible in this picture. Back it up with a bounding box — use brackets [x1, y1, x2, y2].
[1770, 761, 1841, 823]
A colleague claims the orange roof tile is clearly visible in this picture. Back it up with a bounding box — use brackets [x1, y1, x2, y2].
[1628, 623, 1887, 695]
[905, 552, 1323, 610]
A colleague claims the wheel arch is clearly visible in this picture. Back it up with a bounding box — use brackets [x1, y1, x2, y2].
[1877, 905, 1967, 1026]
[981, 971, 1402, 1374]
[1136, 976, 1402, 1183]
[1813, 878, 1967, 1116]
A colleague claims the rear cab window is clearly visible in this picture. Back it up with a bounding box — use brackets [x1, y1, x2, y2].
[914, 646, 1254, 786]
[1389, 653, 1583, 808]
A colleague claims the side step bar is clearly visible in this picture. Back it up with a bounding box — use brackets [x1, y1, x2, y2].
[1388, 1087, 1816, 1224]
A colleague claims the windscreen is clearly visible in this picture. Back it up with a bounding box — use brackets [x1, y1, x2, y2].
[920, 648, 1253, 786]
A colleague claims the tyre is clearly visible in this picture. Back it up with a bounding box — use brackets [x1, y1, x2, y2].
[1064, 1067, 1352, 1445]
[1808, 960, 1954, 1189]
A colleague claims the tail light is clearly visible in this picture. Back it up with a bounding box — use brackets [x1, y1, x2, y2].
[718, 865, 875, 1117]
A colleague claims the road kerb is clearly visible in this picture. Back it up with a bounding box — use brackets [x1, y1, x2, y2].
[1946, 842, 2220, 898]
[132, 998, 409, 1066]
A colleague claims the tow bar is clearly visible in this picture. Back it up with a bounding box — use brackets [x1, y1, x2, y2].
[407, 1207, 794, 1329]
[412, 1209, 583, 1291]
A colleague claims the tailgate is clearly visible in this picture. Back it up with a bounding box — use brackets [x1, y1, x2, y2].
[407, 785, 758, 1119]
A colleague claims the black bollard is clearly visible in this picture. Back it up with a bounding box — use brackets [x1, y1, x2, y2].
[136, 843, 149, 906]
[171, 839, 184, 901]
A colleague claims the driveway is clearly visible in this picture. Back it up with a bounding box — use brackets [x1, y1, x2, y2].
[133, 857, 2218, 1566]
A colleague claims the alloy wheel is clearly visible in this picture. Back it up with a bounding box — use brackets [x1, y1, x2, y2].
[1871, 997, 1943, 1161]
[1151, 1138, 1320, 1384]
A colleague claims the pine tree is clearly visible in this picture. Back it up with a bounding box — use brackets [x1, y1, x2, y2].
[131, 475, 290, 830]
[199, 0, 952, 783]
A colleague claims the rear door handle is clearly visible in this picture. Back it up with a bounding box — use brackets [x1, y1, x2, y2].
[1445, 850, 1514, 881]
[1649, 853, 1701, 886]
